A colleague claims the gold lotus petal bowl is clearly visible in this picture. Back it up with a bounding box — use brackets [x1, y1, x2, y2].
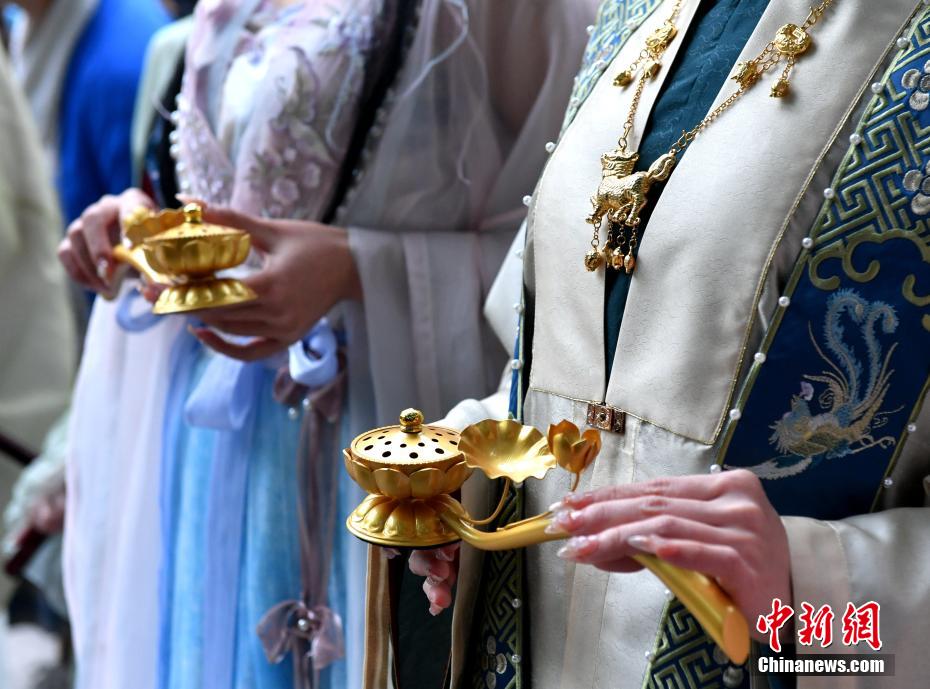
[346, 410, 470, 498]
[361, 497, 396, 532]
[344, 452, 379, 494]
[442, 460, 471, 494]
[410, 467, 446, 498]
[121, 204, 258, 315]
[383, 501, 416, 538]
[459, 419, 557, 483]
[344, 411, 475, 547]
[152, 278, 258, 315]
[373, 467, 412, 499]
[143, 229, 251, 277]
[347, 494, 460, 548]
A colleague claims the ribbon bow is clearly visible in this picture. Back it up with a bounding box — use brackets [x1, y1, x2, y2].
[257, 600, 345, 674]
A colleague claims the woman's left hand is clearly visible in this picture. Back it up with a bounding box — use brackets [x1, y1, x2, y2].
[548, 469, 791, 634]
[181, 206, 362, 361]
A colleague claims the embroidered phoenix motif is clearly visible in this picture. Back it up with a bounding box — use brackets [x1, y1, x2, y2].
[745, 290, 902, 480]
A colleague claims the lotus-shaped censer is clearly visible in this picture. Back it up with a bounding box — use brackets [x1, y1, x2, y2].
[113, 203, 257, 314]
[344, 409, 750, 664]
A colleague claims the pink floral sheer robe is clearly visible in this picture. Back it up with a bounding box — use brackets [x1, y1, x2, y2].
[175, 0, 379, 220]
[65, 3, 382, 689]
[64, 2, 595, 689]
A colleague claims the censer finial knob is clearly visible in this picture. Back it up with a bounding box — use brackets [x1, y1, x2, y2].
[399, 408, 424, 433]
[183, 202, 203, 225]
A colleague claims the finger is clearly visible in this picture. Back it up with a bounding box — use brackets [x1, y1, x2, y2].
[240, 269, 278, 298]
[561, 474, 725, 510]
[408, 550, 439, 578]
[548, 496, 729, 536]
[57, 240, 90, 285]
[443, 561, 458, 589]
[193, 318, 279, 339]
[557, 516, 741, 566]
[190, 328, 285, 361]
[426, 558, 453, 582]
[435, 543, 460, 562]
[195, 306, 273, 329]
[58, 236, 107, 292]
[423, 578, 453, 613]
[200, 206, 279, 251]
[176, 193, 206, 208]
[572, 554, 643, 574]
[637, 538, 743, 588]
[69, 227, 108, 290]
[118, 188, 156, 221]
[383, 548, 402, 560]
[81, 202, 122, 273]
[142, 282, 167, 303]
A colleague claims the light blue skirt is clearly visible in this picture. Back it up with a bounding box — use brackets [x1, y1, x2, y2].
[160, 346, 366, 689]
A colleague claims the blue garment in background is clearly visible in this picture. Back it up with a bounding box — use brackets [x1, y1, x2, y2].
[604, 0, 771, 375]
[57, 0, 169, 224]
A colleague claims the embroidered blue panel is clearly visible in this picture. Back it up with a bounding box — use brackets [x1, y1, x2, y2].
[721, 5, 930, 521]
[651, 5, 930, 689]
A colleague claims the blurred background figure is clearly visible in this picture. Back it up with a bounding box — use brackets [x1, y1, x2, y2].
[0, 46, 77, 689]
[4, 0, 170, 228]
[0, 2, 180, 688]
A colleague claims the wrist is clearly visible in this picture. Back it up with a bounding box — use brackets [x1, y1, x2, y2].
[332, 226, 362, 303]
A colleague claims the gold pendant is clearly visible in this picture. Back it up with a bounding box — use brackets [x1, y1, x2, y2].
[609, 247, 625, 271]
[773, 24, 812, 57]
[613, 70, 634, 87]
[615, 21, 679, 88]
[584, 248, 604, 272]
[732, 60, 761, 89]
[770, 78, 790, 98]
[585, 150, 676, 274]
[587, 151, 675, 233]
[646, 21, 678, 56]
[624, 252, 636, 274]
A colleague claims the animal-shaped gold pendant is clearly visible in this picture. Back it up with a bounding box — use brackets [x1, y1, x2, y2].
[585, 149, 677, 273]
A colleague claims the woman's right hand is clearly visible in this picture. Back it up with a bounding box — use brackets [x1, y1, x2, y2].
[406, 544, 460, 615]
[58, 188, 155, 293]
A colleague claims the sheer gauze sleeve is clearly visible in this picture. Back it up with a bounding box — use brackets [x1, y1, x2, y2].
[342, 0, 595, 424]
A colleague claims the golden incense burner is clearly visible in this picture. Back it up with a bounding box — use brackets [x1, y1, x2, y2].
[345, 409, 750, 664]
[114, 203, 257, 314]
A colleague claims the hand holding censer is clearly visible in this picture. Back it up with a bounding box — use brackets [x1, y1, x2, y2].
[112, 203, 257, 314]
[344, 409, 750, 664]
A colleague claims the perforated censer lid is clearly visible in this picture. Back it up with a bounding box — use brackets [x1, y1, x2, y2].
[350, 409, 462, 468]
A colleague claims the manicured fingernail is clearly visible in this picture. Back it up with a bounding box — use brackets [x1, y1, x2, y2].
[544, 519, 566, 535]
[627, 535, 655, 553]
[436, 549, 455, 562]
[562, 491, 591, 506]
[548, 500, 565, 513]
[545, 510, 580, 535]
[426, 575, 443, 587]
[556, 536, 596, 559]
[429, 605, 442, 616]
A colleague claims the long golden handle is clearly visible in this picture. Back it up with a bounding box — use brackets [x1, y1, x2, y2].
[633, 553, 749, 664]
[438, 510, 749, 665]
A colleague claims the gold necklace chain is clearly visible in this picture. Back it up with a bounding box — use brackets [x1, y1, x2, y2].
[584, 0, 836, 274]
